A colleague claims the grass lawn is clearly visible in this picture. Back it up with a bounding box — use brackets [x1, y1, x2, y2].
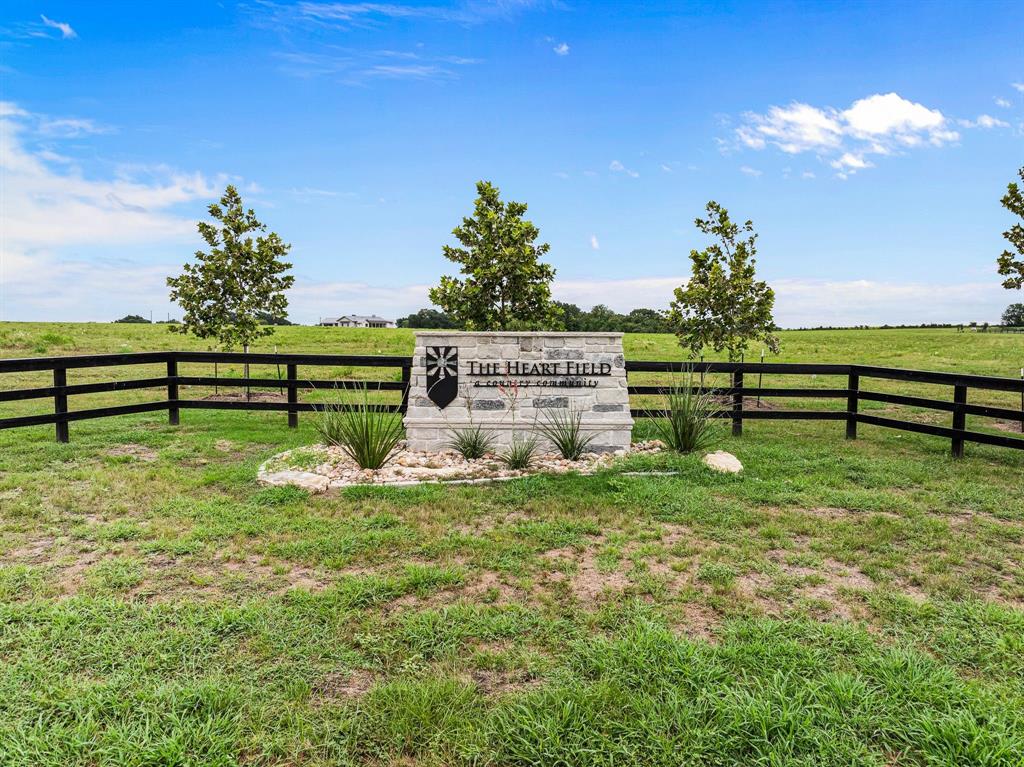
[1, 323, 1023, 765]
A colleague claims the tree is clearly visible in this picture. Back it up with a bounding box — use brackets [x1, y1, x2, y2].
[996, 166, 1024, 290]
[579, 304, 623, 332]
[114, 314, 151, 324]
[668, 201, 779, 360]
[167, 185, 294, 350]
[1002, 303, 1024, 327]
[554, 301, 584, 331]
[429, 181, 559, 330]
[624, 307, 670, 334]
[397, 308, 459, 329]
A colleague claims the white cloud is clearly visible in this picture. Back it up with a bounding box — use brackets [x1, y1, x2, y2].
[274, 48, 477, 83]
[958, 114, 1009, 129]
[589, 235, 599, 250]
[739, 165, 762, 177]
[40, 14, 76, 39]
[1012, 83, 1024, 93]
[995, 97, 1012, 108]
[0, 103, 229, 321]
[841, 93, 945, 140]
[609, 159, 639, 178]
[552, 42, 569, 56]
[737, 102, 843, 154]
[830, 152, 873, 173]
[288, 279, 431, 325]
[38, 117, 114, 137]
[733, 92, 967, 177]
[801, 171, 815, 179]
[550, 276, 1006, 327]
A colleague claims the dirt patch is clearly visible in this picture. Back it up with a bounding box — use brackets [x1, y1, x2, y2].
[104, 444, 158, 462]
[992, 419, 1024, 434]
[201, 391, 287, 403]
[216, 555, 328, 592]
[311, 669, 377, 703]
[671, 601, 722, 642]
[542, 545, 630, 602]
[463, 570, 521, 604]
[804, 507, 900, 522]
[462, 668, 542, 696]
[735, 552, 876, 620]
[4, 537, 56, 561]
[453, 511, 530, 536]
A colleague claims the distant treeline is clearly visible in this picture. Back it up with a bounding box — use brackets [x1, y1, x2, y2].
[397, 303, 673, 333]
[789, 322, 1003, 331]
[114, 312, 292, 326]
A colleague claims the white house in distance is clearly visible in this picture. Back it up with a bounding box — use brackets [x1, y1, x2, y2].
[319, 314, 396, 329]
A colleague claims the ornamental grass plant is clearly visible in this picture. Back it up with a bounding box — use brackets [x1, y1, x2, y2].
[314, 387, 404, 470]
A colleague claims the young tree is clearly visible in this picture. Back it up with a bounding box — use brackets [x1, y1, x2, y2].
[1002, 303, 1024, 327]
[996, 166, 1024, 290]
[167, 185, 294, 350]
[429, 181, 560, 330]
[668, 201, 779, 360]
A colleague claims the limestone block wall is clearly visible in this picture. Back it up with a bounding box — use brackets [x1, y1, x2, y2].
[403, 332, 633, 453]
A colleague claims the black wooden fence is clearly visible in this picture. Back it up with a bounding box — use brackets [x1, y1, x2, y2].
[1, 352, 1023, 458]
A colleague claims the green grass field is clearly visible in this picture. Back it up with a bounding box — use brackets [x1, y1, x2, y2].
[1, 323, 1023, 766]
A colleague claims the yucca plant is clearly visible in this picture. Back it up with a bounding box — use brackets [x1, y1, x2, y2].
[499, 435, 539, 470]
[651, 372, 720, 453]
[537, 407, 595, 460]
[446, 424, 496, 460]
[314, 387, 404, 470]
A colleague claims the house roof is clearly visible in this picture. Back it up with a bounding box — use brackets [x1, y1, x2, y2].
[322, 314, 395, 323]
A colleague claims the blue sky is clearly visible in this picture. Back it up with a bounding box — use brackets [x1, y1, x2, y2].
[1, 0, 1023, 327]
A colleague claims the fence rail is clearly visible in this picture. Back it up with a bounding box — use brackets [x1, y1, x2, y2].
[1, 352, 1022, 458]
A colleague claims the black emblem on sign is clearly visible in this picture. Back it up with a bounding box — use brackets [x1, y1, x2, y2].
[426, 346, 458, 409]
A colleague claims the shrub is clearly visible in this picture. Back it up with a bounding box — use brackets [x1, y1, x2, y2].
[314, 388, 404, 470]
[651, 372, 719, 453]
[446, 424, 495, 460]
[537, 408, 595, 460]
[499, 435, 539, 470]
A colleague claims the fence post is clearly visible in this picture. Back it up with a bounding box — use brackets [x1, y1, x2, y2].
[167, 357, 179, 426]
[287, 363, 298, 428]
[53, 367, 69, 443]
[951, 384, 967, 458]
[846, 372, 859, 440]
[731, 369, 743, 437]
[400, 362, 411, 414]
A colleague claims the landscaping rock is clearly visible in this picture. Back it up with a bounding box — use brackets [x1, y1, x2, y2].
[703, 451, 742, 474]
[259, 470, 330, 494]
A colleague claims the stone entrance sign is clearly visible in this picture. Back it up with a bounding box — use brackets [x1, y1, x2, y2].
[404, 332, 633, 453]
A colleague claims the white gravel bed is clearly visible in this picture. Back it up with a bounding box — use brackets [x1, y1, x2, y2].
[258, 440, 665, 492]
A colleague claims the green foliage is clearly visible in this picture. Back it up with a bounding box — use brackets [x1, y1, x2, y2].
[1002, 303, 1024, 326]
[650, 372, 720, 454]
[537, 408, 595, 460]
[499, 435, 540, 470]
[446, 424, 496, 460]
[429, 181, 560, 330]
[397, 308, 460, 329]
[167, 185, 294, 350]
[668, 201, 779, 361]
[313, 388, 404, 470]
[556, 302, 671, 333]
[113, 314, 151, 324]
[996, 166, 1024, 290]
